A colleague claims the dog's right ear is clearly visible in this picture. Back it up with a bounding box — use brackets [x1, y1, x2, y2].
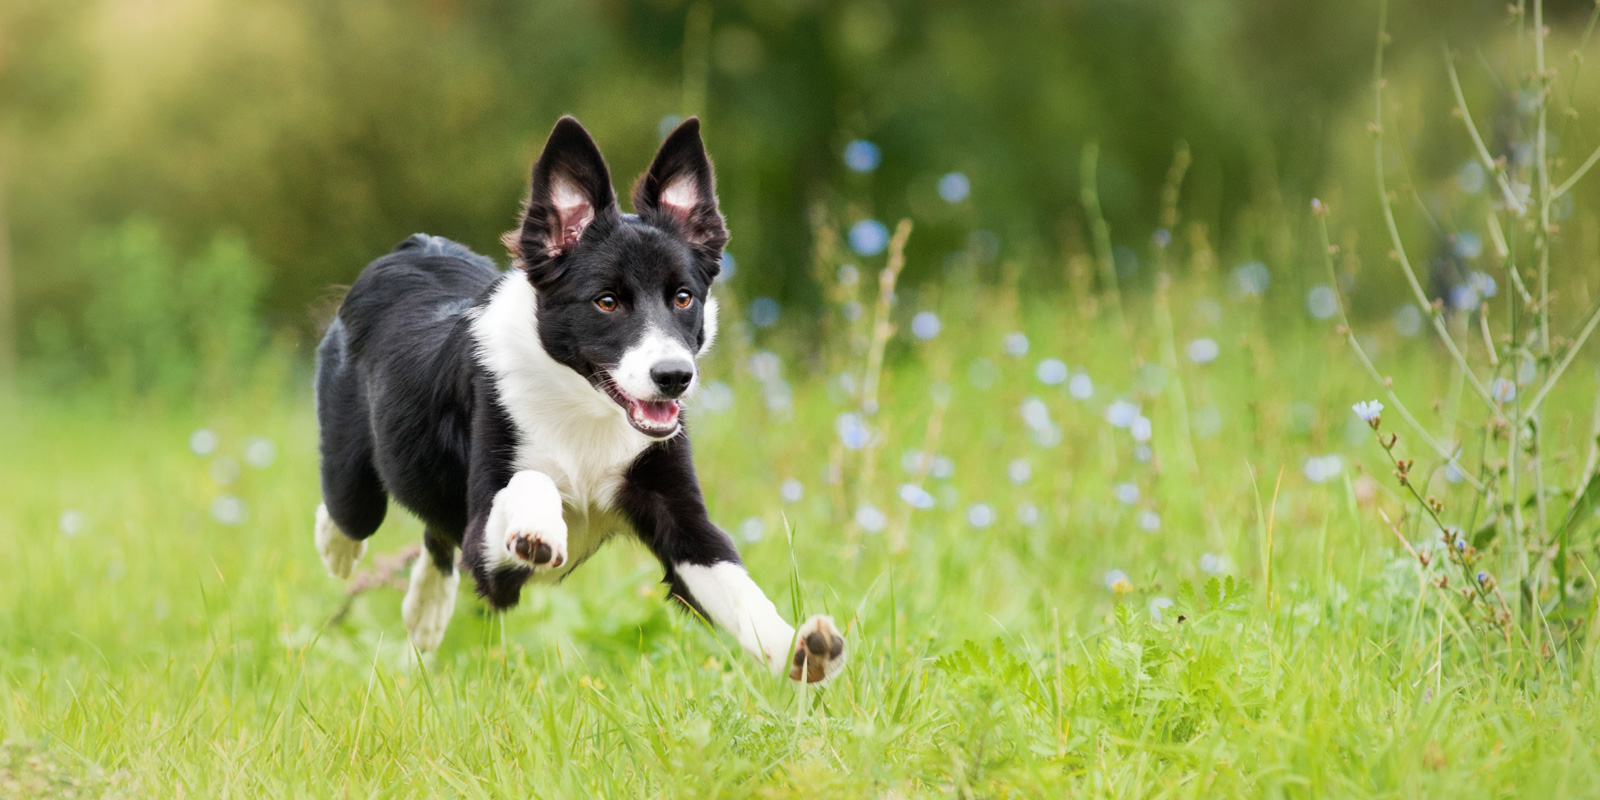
[503, 116, 618, 284]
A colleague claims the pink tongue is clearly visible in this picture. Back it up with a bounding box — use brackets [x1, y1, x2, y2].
[631, 399, 679, 427]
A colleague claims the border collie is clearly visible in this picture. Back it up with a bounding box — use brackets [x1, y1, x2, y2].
[312, 117, 846, 683]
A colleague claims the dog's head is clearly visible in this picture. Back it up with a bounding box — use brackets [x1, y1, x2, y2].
[503, 116, 727, 440]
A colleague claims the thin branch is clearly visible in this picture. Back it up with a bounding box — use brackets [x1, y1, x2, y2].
[1445, 48, 1529, 216]
[1318, 213, 1484, 490]
[1525, 291, 1600, 415]
[1375, 29, 1497, 407]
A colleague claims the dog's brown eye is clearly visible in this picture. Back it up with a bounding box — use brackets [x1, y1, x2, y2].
[675, 289, 693, 309]
[595, 295, 618, 312]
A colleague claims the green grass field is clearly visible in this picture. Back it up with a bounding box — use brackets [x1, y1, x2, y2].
[4, 282, 1600, 798]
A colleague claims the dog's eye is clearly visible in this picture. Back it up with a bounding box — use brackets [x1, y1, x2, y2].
[595, 295, 618, 312]
[674, 289, 694, 309]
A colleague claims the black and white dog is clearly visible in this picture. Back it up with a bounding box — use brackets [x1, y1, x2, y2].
[313, 117, 845, 683]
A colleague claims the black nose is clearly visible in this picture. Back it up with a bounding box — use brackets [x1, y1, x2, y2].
[650, 361, 695, 398]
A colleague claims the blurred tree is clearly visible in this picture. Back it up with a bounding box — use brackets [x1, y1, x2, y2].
[4, 0, 1580, 360]
[0, 0, 93, 387]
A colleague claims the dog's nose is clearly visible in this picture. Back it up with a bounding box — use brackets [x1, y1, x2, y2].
[650, 361, 695, 398]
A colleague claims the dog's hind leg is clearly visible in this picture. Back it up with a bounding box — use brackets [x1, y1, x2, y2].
[314, 320, 388, 579]
[402, 529, 460, 652]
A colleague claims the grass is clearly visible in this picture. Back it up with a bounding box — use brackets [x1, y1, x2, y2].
[4, 278, 1600, 798]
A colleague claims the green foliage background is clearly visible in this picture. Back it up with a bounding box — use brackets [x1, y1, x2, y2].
[7, 0, 1589, 366]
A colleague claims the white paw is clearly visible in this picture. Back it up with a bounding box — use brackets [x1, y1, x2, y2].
[789, 615, 847, 684]
[315, 503, 367, 580]
[483, 471, 568, 573]
[402, 555, 460, 652]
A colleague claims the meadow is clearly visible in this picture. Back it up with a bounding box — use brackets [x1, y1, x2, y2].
[5, 260, 1600, 798]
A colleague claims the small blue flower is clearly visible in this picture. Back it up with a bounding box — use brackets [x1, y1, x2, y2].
[1492, 377, 1517, 403]
[835, 412, 869, 450]
[911, 311, 941, 341]
[938, 172, 971, 203]
[1393, 304, 1423, 337]
[1003, 332, 1029, 357]
[1007, 459, 1031, 485]
[1233, 261, 1270, 297]
[899, 483, 936, 510]
[1114, 482, 1140, 505]
[1199, 552, 1227, 575]
[1020, 397, 1052, 431]
[1105, 400, 1140, 429]
[1186, 338, 1219, 364]
[1149, 595, 1175, 621]
[1016, 502, 1040, 526]
[1307, 285, 1339, 320]
[849, 219, 890, 256]
[780, 479, 804, 503]
[1151, 228, 1171, 249]
[1130, 416, 1153, 443]
[967, 503, 996, 528]
[1036, 358, 1068, 385]
[1069, 373, 1094, 400]
[1138, 510, 1161, 532]
[1476, 570, 1491, 585]
[749, 296, 781, 329]
[843, 139, 882, 172]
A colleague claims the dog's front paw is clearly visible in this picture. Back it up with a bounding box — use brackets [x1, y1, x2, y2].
[505, 526, 568, 569]
[484, 472, 569, 573]
[789, 615, 847, 684]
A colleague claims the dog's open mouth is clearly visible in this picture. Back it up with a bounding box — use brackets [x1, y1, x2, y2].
[596, 373, 681, 437]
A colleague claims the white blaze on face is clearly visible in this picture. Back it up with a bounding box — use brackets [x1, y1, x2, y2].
[613, 325, 696, 401]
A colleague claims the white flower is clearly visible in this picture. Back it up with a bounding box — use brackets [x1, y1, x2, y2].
[1138, 510, 1161, 532]
[1199, 552, 1228, 575]
[855, 504, 887, 533]
[1303, 454, 1344, 484]
[1016, 502, 1040, 526]
[1351, 399, 1384, 423]
[1007, 459, 1032, 485]
[739, 517, 765, 543]
[1149, 596, 1175, 622]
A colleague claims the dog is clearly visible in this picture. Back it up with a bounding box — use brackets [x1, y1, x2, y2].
[312, 116, 846, 683]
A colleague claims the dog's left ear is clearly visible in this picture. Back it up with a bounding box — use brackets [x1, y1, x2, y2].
[632, 117, 728, 258]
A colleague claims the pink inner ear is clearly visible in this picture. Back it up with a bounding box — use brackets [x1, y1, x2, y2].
[551, 175, 594, 252]
[658, 176, 699, 221]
